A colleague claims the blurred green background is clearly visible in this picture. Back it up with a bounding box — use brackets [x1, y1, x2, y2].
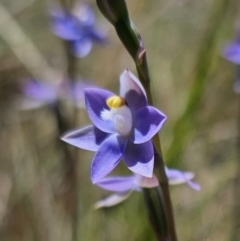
[0, 0, 239, 240]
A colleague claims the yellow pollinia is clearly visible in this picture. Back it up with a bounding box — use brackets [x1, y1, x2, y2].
[106, 96, 126, 109]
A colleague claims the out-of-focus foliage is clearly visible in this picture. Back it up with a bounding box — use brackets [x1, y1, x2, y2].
[0, 0, 239, 240]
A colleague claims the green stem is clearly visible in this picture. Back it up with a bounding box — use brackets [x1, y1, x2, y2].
[64, 37, 81, 241]
[230, 93, 240, 240]
[143, 187, 168, 241]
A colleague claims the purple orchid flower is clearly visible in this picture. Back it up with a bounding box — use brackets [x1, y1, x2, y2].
[222, 30, 240, 93]
[94, 167, 200, 209]
[222, 39, 240, 65]
[61, 69, 167, 183]
[21, 79, 93, 110]
[49, 3, 107, 58]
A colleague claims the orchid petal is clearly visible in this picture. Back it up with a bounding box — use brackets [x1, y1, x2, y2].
[50, 8, 80, 40]
[68, 80, 95, 108]
[72, 3, 95, 26]
[61, 125, 108, 152]
[71, 38, 92, 58]
[96, 176, 135, 192]
[94, 191, 132, 209]
[94, 167, 199, 209]
[134, 174, 159, 188]
[88, 28, 107, 44]
[120, 70, 147, 112]
[166, 168, 201, 191]
[222, 42, 240, 64]
[91, 135, 126, 184]
[22, 79, 57, 103]
[131, 106, 167, 144]
[84, 88, 115, 133]
[123, 140, 154, 178]
[166, 168, 194, 183]
[185, 181, 201, 190]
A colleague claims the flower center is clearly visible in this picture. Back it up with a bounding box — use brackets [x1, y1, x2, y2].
[101, 96, 132, 136]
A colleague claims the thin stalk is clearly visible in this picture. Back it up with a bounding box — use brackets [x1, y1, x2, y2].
[143, 187, 168, 241]
[230, 92, 240, 241]
[53, 102, 73, 170]
[65, 41, 81, 241]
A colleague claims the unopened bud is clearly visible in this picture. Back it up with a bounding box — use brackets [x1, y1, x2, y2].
[96, 0, 129, 25]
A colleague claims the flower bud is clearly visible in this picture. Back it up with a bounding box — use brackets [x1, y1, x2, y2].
[96, 0, 129, 24]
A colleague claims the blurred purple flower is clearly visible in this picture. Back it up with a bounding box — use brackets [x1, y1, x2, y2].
[222, 32, 240, 93]
[50, 3, 107, 58]
[62, 70, 167, 183]
[94, 167, 200, 208]
[222, 40, 240, 65]
[21, 79, 92, 110]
